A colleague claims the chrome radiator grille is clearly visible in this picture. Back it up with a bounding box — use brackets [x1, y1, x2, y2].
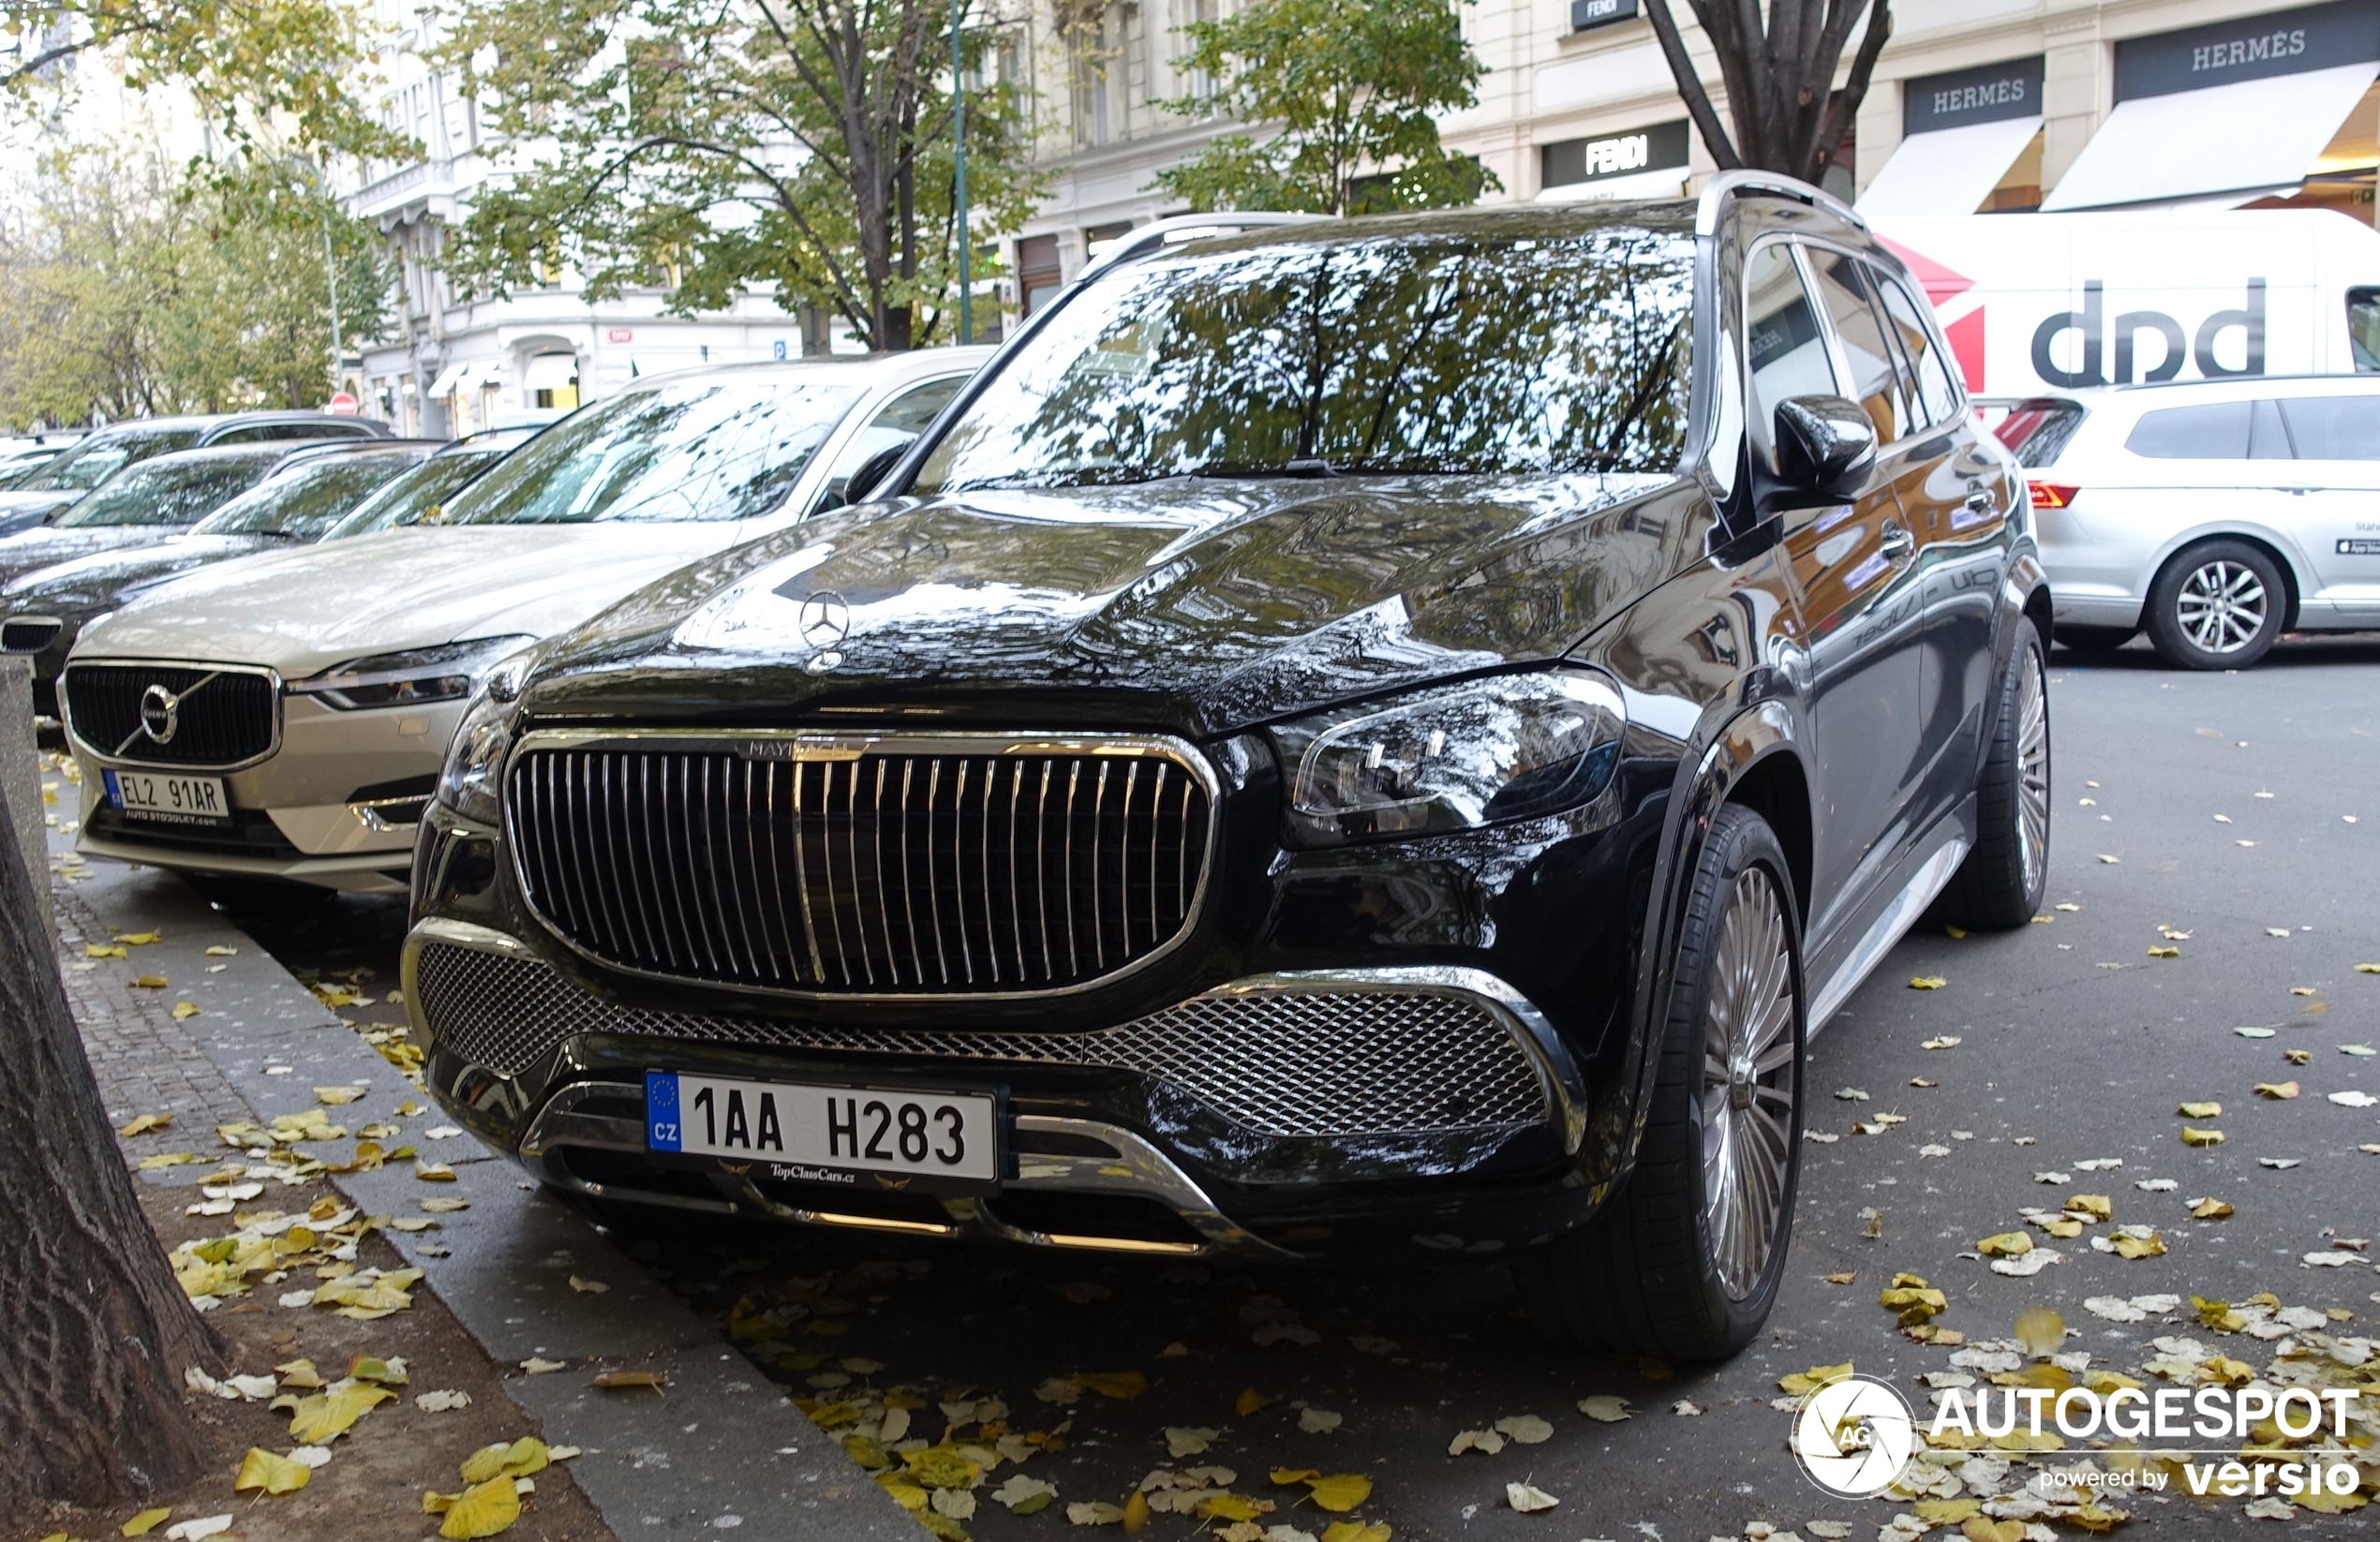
[414, 942, 1550, 1136]
[65, 662, 275, 767]
[507, 736, 1214, 996]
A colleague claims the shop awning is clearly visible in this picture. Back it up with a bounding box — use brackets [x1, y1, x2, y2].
[2043, 61, 2378, 211]
[1856, 117, 2041, 215]
[521, 353, 579, 391]
[423, 362, 469, 398]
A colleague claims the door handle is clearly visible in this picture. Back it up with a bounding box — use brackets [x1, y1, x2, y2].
[1881, 521, 1914, 559]
[1964, 491, 1995, 513]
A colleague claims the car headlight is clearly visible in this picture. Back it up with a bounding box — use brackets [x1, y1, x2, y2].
[1272, 668, 1627, 846]
[290, 635, 534, 711]
[433, 651, 537, 825]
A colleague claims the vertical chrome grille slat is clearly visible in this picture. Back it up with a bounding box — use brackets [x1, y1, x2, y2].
[510, 737, 1211, 996]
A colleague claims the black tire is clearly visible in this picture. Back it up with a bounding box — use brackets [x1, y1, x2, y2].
[2144, 539, 2286, 669]
[1515, 804, 1802, 1362]
[1943, 618, 2051, 929]
[2053, 624, 2134, 653]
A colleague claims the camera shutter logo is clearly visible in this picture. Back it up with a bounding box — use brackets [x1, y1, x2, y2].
[1792, 1373, 1917, 1497]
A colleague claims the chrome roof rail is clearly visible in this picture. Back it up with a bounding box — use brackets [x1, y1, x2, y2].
[1695, 169, 1867, 236]
[1078, 212, 1331, 280]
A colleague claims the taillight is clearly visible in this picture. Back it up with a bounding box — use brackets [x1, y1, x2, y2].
[2027, 482, 2078, 511]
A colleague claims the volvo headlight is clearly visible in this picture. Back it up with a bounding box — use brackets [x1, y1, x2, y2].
[290, 634, 534, 711]
[433, 651, 536, 825]
[1272, 668, 1627, 846]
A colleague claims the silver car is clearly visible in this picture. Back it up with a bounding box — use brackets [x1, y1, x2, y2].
[2001, 375, 2380, 668]
[60, 349, 989, 893]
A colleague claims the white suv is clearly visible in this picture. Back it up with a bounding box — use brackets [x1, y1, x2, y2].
[2000, 375, 2380, 668]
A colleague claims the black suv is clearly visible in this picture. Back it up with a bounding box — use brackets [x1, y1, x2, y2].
[409, 173, 2050, 1360]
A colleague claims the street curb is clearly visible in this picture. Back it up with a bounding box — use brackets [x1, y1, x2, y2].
[60, 839, 913, 1542]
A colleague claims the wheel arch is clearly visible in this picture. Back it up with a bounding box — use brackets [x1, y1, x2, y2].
[2147, 530, 2303, 633]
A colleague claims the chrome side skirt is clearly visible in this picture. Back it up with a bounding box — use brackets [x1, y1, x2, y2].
[1807, 833, 1970, 1034]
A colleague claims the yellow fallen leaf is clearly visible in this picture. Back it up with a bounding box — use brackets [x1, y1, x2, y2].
[1913, 1500, 1980, 1525]
[2065, 1194, 2112, 1221]
[590, 1371, 665, 1393]
[1271, 1468, 1322, 1486]
[2357, 962, 2380, 974]
[171, 1001, 201, 1019]
[130, 975, 169, 989]
[1778, 1362, 1852, 1396]
[460, 1438, 548, 1484]
[1199, 1494, 1265, 1521]
[1909, 975, 1946, 990]
[205, 944, 237, 956]
[2148, 946, 2179, 958]
[1956, 1516, 2018, 1540]
[117, 1113, 172, 1136]
[439, 1475, 523, 1539]
[285, 1382, 394, 1443]
[234, 1447, 311, 1495]
[1235, 1386, 1275, 1416]
[1320, 1525, 1391, 1542]
[1976, 1233, 2032, 1257]
[349, 1356, 409, 1386]
[86, 944, 126, 958]
[121, 1507, 172, 1536]
[1305, 1474, 1373, 1513]
[2293, 1488, 2369, 1514]
[2110, 1231, 2165, 1260]
[117, 931, 160, 945]
[2254, 1081, 2299, 1099]
[2178, 1101, 2222, 1119]
[1122, 1489, 1151, 1534]
[2015, 1306, 2064, 1357]
[2191, 1198, 2233, 1220]
[313, 1086, 366, 1105]
[1072, 1371, 1149, 1400]
[2181, 1127, 2224, 1147]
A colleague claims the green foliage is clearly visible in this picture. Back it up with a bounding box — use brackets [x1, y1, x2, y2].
[0, 149, 391, 427]
[1151, 0, 1496, 216]
[1, 0, 402, 157]
[436, 0, 1042, 350]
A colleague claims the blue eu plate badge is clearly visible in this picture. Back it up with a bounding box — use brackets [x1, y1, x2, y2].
[646, 1070, 683, 1151]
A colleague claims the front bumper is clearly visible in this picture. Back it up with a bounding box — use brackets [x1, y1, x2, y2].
[68, 687, 467, 893]
[408, 913, 1603, 1262]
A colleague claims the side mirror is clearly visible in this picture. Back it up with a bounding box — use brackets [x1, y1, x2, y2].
[816, 437, 916, 514]
[1773, 394, 1877, 499]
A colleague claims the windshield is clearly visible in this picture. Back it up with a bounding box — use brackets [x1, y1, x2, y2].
[193, 450, 429, 539]
[323, 447, 508, 538]
[53, 453, 281, 527]
[913, 213, 1697, 493]
[441, 377, 864, 526]
[23, 425, 203, 492]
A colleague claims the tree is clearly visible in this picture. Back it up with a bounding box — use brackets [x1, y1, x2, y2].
[0, 149, 390, 424]
[0, 0, 394, 157]
[1150, 0, 1496, 216]
[0, 788, 225, 1513]
[1641, 0, 1892, 185]
[437, 0, 1041, 351]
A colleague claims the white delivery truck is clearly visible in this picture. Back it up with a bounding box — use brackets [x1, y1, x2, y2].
[1864, 210, 2380, 400]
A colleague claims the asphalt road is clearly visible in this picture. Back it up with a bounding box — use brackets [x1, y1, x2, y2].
[210, 631, 2380, 1540]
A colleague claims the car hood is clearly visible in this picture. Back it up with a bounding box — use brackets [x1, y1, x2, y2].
[3, 534, 277, 616]
[0, 490, 82, 537]
[526, 474, 1693, 737]
[0, 524, 193, 586]
[72, 523, 753, 677]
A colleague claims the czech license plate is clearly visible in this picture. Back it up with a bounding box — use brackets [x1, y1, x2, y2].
[645, 1071, 998, 1189]
[102, 767, 230, 824]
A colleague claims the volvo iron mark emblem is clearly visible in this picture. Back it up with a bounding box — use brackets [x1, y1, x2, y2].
[117, 673, 221, 756]
[797, 590, 850, 675]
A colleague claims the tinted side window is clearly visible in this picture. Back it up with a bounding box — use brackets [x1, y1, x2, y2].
[2124, 402, 2250, 459]
[2349, 288, 2380, 372]
[1806, 248, 1908, 442]
[1995, 401, 2086, 467]
[1745, 243, 1839, 450]
[2278, 395, 2380, 460]
[1870, 270, 1959, 429]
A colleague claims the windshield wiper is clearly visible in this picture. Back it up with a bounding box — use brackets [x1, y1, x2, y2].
[1186, 458, 1340, 480]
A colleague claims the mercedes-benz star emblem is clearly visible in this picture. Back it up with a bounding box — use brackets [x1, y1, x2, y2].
[117, 672, 221, 757]
[796, 590, 850, 675]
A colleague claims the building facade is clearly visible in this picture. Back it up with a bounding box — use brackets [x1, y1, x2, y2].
[1003, 0, 2380, 301]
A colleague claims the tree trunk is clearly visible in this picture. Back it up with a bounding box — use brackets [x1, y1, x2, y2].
[1643, 0, 1892, 183]
[0, 790, 222, 1513]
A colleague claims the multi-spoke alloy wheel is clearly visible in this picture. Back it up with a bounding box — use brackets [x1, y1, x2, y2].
[2015, 646, 2049, 897]
[2175, 559, 2267, 654]
[1699, 865, 1797, 1300]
